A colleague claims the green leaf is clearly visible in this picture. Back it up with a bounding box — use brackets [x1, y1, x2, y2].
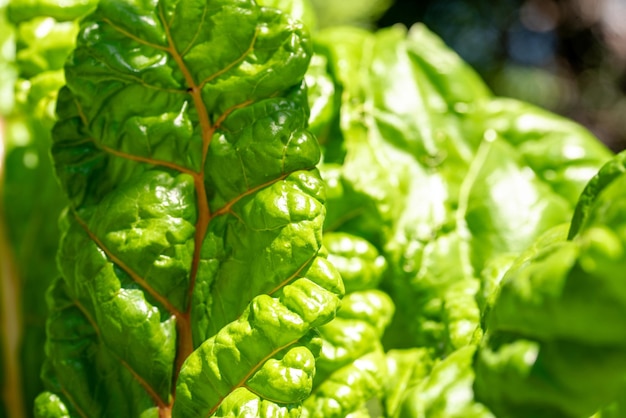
[466, 98, 612, 208]
[36, 278, 163, 417]
[475, 158, 626, 417]
[382, 348, 433, 418]
[398, 346, 494, 418]
[569, 150, 626, 239]
[405, 24, 491, 106]
[14, 18, 81, 78]
[7, 0, 95, 23]
[0, 3, 16, 116]
[303, 348, 387, 417]
[323, 232, 386, 293]
[256, 0, 317, 31]
[304, 53, 337, 145]
[33, 392, 70, 418]
[593, 381, 626, 418]
[38, 0, 343, 416]
[313, 23, 610, 355]
[302, 233, 393, 418]
[462, 134, 572, 271]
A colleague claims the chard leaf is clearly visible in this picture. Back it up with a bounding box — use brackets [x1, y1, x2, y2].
[37, 0, 343, 416]
[465, 98, 612, 209]
[303, 349, 387, 417]
[302, 233, 394, 417]
[569, 150, 626, 239]
[382, 349, 433, 418]
[475, 152, 626, 417]
[398, 346, 494, 418]
[311, 23, 611, 354]
[256, 0, 316, 31]
[7, 0, 95, 23]
[37, 278, 164, 417]
[304, 53, 336, 145]
[461, 134, 572, 272]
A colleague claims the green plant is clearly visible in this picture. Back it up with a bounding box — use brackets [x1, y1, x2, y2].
[307, 23, 625, 418]
[32, 0, 346, 416]
[2, 0, 626, 417]
[0, 0, 96, 416]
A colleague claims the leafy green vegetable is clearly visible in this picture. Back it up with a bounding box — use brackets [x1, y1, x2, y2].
[397, 346, 493, 418]
[308, 23, 611, 358]
[2, 0, 624, 415]
[382, 348, 433, 418]
[302, 233, 393, 417]
[305, 21, 619, 418]
[34, 0, 343, 416]
[474, 151, 626, 418]
[0, 4, 18, 416]
[569, 150, 626, 239]
[256, 0, 317, 31]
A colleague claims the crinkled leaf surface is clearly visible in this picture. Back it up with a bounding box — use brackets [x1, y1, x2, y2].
[302, 233, 393, 418]
[37, 0, 343, 416]
[256, 0, 316, 31]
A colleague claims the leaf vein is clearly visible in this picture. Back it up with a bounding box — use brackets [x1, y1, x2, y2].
[205, 339, 300, 417]
[211, 168, 313, 219]
[73, 211, 183, 318]
[99, 144, 197, 175]
[267, 256, 315, 296]
[198, 28, 259, 89]
[102, 18, 169, 51]
[180, 1, 209, 57]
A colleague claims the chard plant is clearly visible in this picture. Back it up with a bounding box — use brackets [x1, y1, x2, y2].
[33, 0, 344, 416]
[1, 0, 626, 417]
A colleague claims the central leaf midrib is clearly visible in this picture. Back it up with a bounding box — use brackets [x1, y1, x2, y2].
[74, 212, 183, 317]
[156, 5, 213, 396]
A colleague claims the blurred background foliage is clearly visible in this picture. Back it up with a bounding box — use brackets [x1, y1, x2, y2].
[312, 0, 626, 152]
[372, 0, 626, 152]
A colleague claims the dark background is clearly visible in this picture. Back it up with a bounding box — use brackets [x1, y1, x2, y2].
[376, 0, 626, 152]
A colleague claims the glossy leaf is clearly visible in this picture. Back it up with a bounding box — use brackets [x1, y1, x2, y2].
[302, 233, 393, 417]
[308, 0, 392, 28]
[257, 0, 316, 31]
[465, 98, 612, 209]
[36, 0, 343, 416]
